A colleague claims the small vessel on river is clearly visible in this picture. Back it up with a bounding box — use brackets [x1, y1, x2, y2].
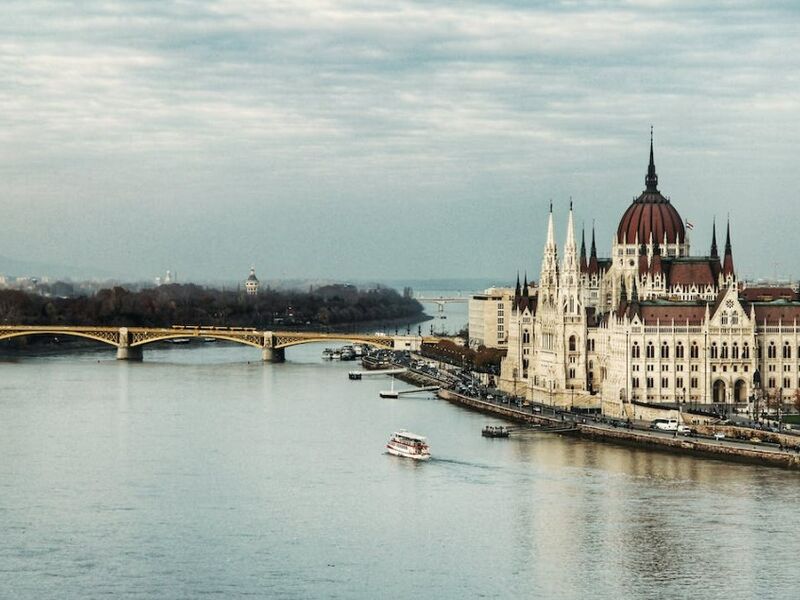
[482, 425, 510, 438]
[379, 377, 399, 398]
[386, 430, 430, 460]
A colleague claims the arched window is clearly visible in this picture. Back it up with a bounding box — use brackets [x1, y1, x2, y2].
[690, 342, 699, 359]
[632, 343, 640, 359]
[646, 343, 655, 359]
[676, 342, 684, 359]
[569, 335, 577, 352]
[522, 330, 530, 344]
[732, 343, 739, 359]
[721, 343, 728, 359]
[661, 342, 669, 359]
[721, 311, 728, 325]
[784, 343, 792, 359]
[710, 343, 718, 359]
[742, 343, 749, 359]
[768, 343, 777, 359]
[731, 313, 738, 325]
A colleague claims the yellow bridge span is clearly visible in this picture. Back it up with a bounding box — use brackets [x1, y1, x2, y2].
[0, 325, 434, 362]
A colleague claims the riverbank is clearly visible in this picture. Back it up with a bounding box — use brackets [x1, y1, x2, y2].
[437, 389, 800, 471]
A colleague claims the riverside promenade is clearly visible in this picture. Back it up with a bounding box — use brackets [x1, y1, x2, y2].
[437, 389, 800, 471]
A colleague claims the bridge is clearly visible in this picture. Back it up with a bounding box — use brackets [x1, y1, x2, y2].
[0, 325, 435, 362]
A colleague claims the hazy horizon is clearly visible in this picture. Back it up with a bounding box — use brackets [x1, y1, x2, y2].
[3, 1, 799, 283]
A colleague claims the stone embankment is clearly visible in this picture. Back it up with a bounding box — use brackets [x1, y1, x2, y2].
[437, 389, 800, 471]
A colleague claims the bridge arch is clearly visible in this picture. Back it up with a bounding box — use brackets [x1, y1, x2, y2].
[0, 328, 119, 347]
[272, 335, 394, 350]
[129, 331, 264, 349]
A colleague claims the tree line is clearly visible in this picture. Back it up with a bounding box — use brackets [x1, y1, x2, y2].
[0, 283, 425, 329]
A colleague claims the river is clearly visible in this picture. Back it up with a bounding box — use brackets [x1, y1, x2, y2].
[1, 341, 800, 599]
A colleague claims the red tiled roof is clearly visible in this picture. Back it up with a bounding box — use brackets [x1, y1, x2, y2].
[665, 259, 718, 287]
[639, 305, 707, 325]
[741, 287, 796, 302]
[753, 304, 800, 324]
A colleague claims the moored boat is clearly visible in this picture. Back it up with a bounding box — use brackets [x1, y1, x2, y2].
[482, 425, 510, 438]
[386, 430, 430, 460]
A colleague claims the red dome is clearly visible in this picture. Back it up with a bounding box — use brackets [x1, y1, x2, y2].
[617, 191, 685, 245]
[617, 133, 685, 245]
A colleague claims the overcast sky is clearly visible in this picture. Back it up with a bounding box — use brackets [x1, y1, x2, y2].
[1, 0, 799, 283]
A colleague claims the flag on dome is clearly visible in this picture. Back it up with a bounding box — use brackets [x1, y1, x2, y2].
[685, 220, 694, 230]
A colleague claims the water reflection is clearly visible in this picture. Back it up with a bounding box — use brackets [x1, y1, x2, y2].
[1, 344, 800, 599]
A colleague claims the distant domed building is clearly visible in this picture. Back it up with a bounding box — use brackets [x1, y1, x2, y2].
[245, 267, 259, 295]
[489, 130, 800, 419]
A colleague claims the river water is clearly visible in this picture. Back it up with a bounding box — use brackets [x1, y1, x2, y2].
[2, 342, 800, 599]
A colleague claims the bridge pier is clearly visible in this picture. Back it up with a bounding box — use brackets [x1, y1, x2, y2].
[116, 345, 143, 361]
[262, 347, 285, 363]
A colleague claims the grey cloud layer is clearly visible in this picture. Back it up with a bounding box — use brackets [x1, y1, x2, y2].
[1, 1, 799, 280]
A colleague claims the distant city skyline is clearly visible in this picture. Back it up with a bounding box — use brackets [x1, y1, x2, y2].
[2, 1, 799, 282]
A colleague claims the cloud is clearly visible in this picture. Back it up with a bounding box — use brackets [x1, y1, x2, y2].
[0, 1, 799, 280]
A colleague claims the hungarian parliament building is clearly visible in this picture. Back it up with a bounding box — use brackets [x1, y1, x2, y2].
[470, 136, 800, 417]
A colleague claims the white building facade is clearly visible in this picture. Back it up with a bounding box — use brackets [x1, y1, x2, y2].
[498, 137, 799, 418]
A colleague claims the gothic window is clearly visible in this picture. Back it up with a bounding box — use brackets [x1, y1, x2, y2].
[691, 377, 698, 388]
[676, 377, 684, 389]
[768, 343, 777, 359]
[568, 368, 576, 379]
[769, 377, 776, 388]
[646, 343, 655, 359]
[587, 339, 595, 352]
[785, 377, 791, 388]
[710, 343, 718, 359]
[784, 343, 792, 359]
[721, 343, 728, 359]
[661, 377, 668, 388]
[732, 343, 739, 359]
[690, 342, 699, 359]
[646, 377, 654, 388]
[676, 342, 684, 359]
[632, 343, 640, 359]
[632, 377, 640, 388]
[731, 313, 738, 325]
[522, 330, 530, 344]
[661, 342, 669, 359]
[721, 311, 728, 325]
[569, 335, 577, 352]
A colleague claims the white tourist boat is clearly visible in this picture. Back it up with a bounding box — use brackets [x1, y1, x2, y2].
[386, 430, 430, 460]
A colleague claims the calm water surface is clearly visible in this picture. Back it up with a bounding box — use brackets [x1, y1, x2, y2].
[2, 343, 800, 599]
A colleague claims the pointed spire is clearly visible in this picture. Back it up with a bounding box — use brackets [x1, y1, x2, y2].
[645, 126, 658, 192]
[545, 201, 555, 248]
[630, 276, 639, 304]
[565, 201, 576, 250]
[710, 217, 718, 258]
[522, 272, 529, 297]
[515, 271, 521, 298]
[580, 227, 588, 273]
[723, 217, 735, 277]
[588, 223, 598, 275]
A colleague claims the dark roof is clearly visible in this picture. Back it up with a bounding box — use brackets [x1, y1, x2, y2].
[740, 287, 797, 302]
[661, 257, 721, 287]
[753, 302, 800, 324]
[638, 303, 707, 325]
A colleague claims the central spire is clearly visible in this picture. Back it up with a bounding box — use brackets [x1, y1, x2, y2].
[645, 126, 658, 192]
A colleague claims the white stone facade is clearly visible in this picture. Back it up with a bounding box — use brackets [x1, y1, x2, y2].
[498, 146, 800, 418]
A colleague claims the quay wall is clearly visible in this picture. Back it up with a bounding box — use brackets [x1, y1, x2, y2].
[577, 425, 800, 470]
[437, 389, 800, 471]
[437, 389, 569, 428]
